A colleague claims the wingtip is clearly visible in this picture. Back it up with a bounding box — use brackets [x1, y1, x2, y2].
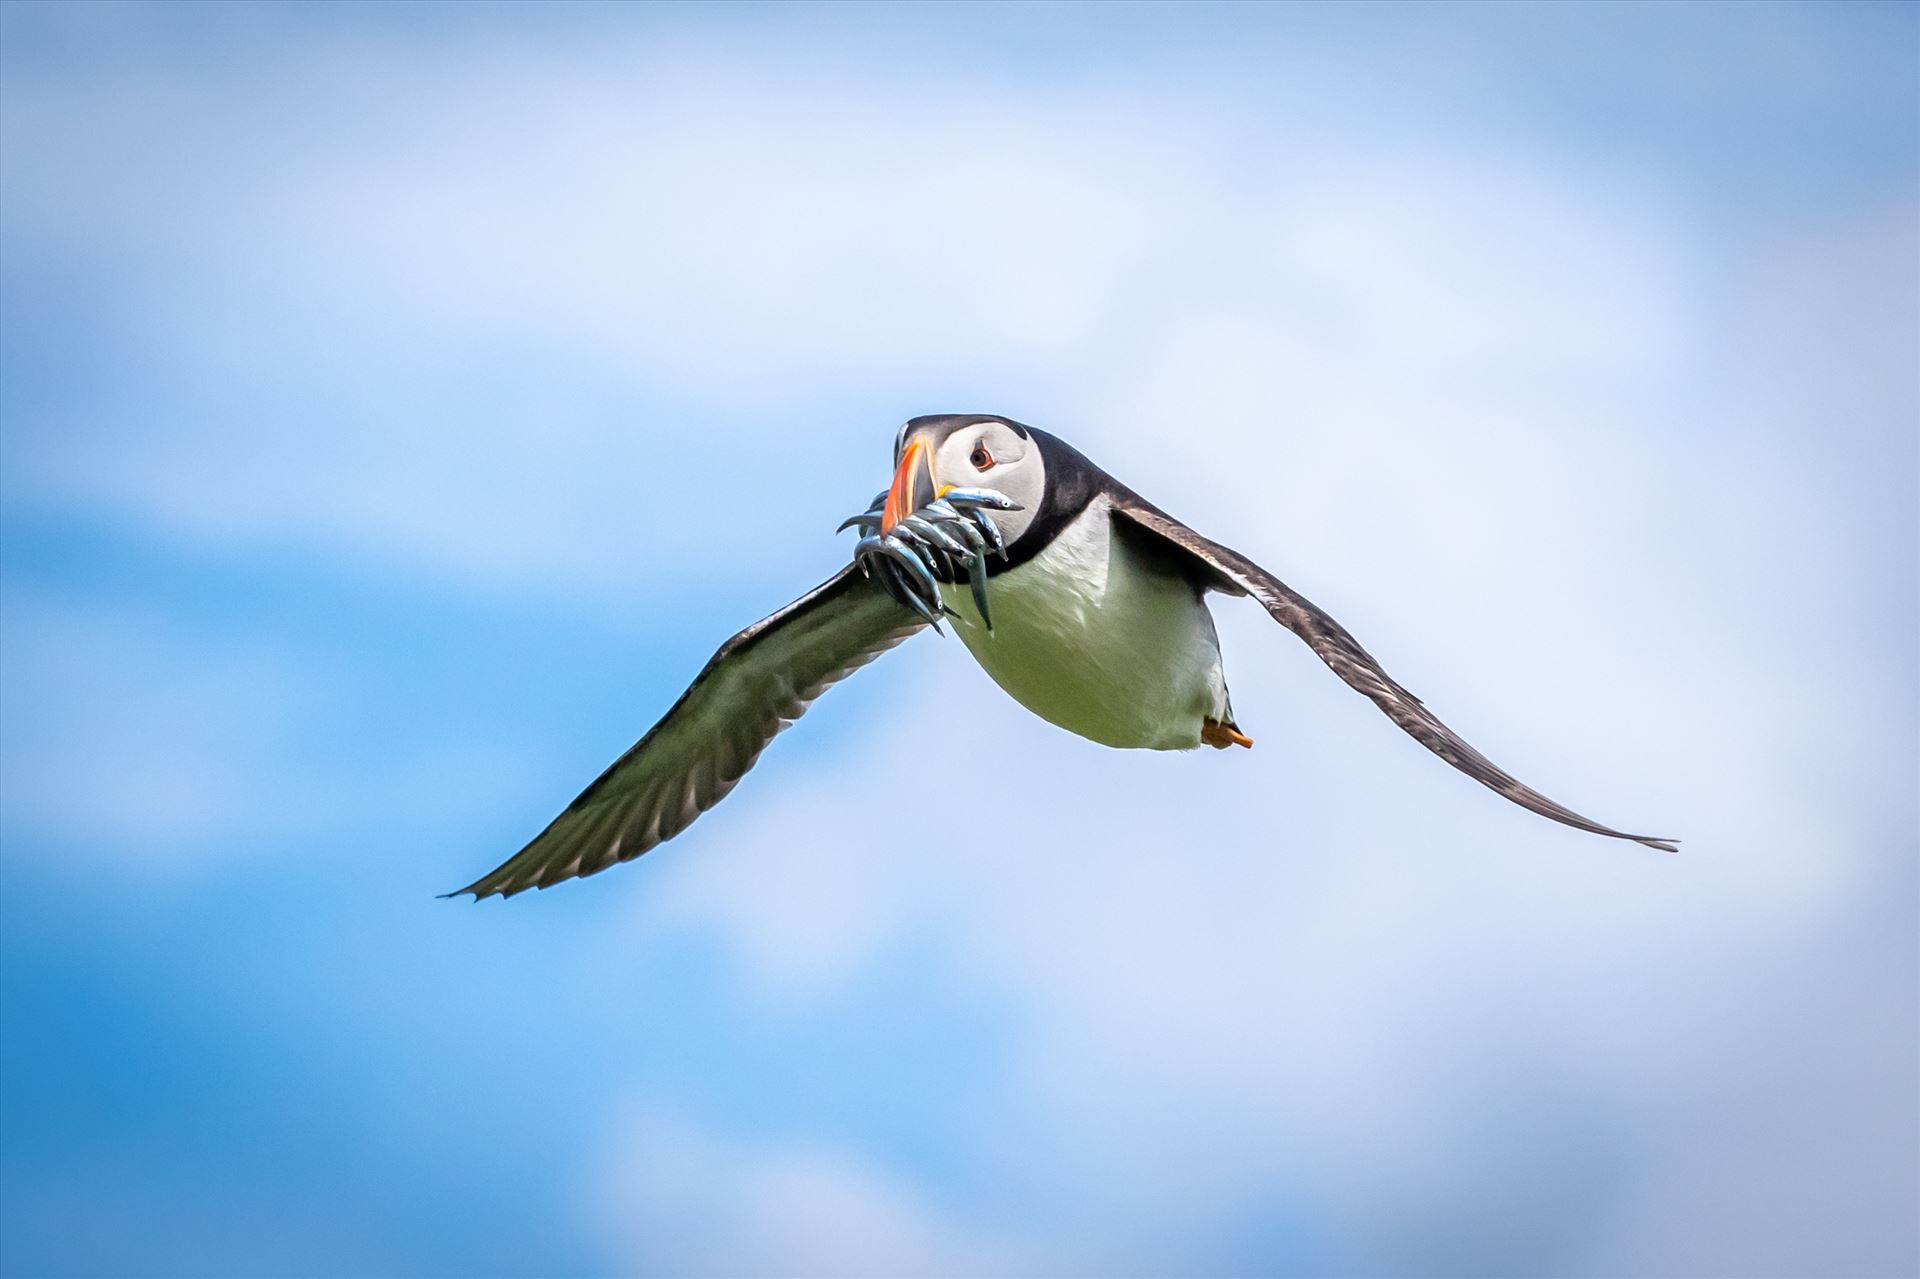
[441, 879, 510, 901]
[1640, 837, 1681, 854]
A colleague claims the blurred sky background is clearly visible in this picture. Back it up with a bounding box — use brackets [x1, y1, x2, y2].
[2, 2, 1915, 1276]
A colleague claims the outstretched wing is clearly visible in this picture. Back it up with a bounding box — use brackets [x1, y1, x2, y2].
[1110, 492, 1677, 852]
[454, 565, 926, 899]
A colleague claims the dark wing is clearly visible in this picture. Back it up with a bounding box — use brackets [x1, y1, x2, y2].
[453, 566, 926, 899]
[1110, 491, 1677, 852]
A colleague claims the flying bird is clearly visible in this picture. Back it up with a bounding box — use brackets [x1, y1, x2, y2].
[453, 415, 1674, 899]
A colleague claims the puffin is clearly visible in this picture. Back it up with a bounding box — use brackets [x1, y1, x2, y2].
[453, 414, 1674, 899]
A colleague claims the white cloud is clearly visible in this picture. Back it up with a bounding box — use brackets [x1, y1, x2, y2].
[588, 1101, 1045, 1277]
[5, 41, 1218, 596]
[0, 594, 327, 863]
[1262, 152, 1697, 380]
[0, 19, 1697, 605]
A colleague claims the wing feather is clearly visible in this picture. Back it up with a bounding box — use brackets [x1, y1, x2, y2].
[1111, 492, 1677, 852]
[452, 565, 925, 899]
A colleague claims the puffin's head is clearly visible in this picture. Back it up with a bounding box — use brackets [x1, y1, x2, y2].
[883, 414, 1045, 547]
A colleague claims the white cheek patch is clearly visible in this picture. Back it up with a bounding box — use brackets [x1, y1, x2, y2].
[989, 459, 1045, 545]
[930, 424, 1043, 544]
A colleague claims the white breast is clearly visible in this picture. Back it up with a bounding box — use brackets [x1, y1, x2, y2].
[939, 495, 1229, 750]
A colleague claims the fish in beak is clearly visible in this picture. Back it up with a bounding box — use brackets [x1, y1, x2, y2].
[882, 437, 940, 533]
[846, 444, 1020, 634]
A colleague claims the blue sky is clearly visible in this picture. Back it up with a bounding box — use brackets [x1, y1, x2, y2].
[1, 2, 1914, 1275]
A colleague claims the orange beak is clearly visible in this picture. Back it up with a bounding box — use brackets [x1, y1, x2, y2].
[882, 437, 938, 532]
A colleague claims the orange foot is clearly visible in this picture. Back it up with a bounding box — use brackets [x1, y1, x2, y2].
[1201, 719, 1254, 749]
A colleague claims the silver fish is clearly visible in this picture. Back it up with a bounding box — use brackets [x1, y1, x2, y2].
[881, 533, 939, 599]
[966, 507, 1007, 558]
[941, 487, 1023, 512]
[901, 515, 972, 564]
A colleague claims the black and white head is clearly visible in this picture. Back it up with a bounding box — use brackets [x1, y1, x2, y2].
[843, 414, 1107, 627]
[883, 414, 1048, 548]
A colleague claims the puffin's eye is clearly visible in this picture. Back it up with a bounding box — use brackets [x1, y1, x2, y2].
[969, 443, 995, 471]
